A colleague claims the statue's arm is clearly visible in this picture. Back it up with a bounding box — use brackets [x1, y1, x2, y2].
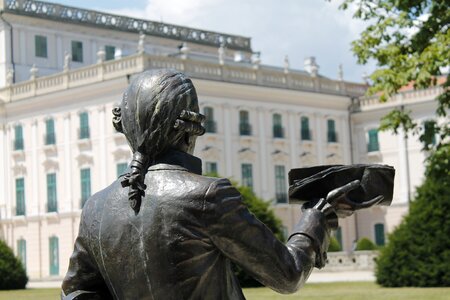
[61, 213, 112, 300]
[203, 178, 330, 294]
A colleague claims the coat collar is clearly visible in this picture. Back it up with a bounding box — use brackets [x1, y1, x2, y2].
[148, 149, 202, 175]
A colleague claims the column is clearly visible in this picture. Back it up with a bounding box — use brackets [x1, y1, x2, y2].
[257, 108, 269, 200]
[222, 104, 233, 177]
[31, 119, 40, 215]
[288, 111, 298, 168]
[98, 105, 107, 187]
[398, 128, 410, 204]
[314, 112, 324, 164]
[0, 124, 6, 220]
[340, 114, 351, 164]
[5, 125, 12, 220]
[63, 113, 73, 212]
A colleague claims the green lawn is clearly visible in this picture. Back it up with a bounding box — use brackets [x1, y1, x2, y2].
[0, 282, 448, 300]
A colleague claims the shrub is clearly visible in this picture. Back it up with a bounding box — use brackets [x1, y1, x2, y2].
[328, 236, 342, 252]
[375, 144, 450, 287]
[0, 240, 28, 290]
[355, 237, 377, 251]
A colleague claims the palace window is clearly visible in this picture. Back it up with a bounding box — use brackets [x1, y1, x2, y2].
[116, 163, 128, 178]
[71, 40, 83, 62]
[14, 124, 24, 150]
[205, 162, 218, 176]
[374, 223, 385, 246]
[203, 107, 216, 133]
[80, 168, 91, 208]
[274, 165, 287, 203]
[16, 178, 25, 216]
[367, 129, 379, 152]
[335, 226, 343, 249]
[239, 110, 251, 136]
[105, 45, 116, 61]
[17, 239, 27, 271]
[35, 35, 48, 58]
[301, 116, 311, 141]
[49, 236, 59, 276]
[47, 173, 57, 213]
[327, 119, 337, 143]
[45, 118, 56, 145]
[241, 163, 253, 190]
[423, 120, 437, 146]
[79, 112, 90, 139]
[273, 113, 284, 138]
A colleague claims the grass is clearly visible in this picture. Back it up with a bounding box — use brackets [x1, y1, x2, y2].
[0, 282, 449, 300]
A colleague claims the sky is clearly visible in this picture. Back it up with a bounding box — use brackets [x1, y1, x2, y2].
[46, 0, 376, 83]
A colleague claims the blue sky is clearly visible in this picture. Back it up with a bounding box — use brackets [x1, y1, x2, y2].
[46, 0, 375, 83]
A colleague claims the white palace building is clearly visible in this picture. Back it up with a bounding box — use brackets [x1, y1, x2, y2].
[0, 0, 443, 282]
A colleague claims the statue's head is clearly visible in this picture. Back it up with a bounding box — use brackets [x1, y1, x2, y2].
[112, 69, 205, 214]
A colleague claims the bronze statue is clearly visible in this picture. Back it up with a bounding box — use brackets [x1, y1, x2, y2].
[61, 69, 393, 300]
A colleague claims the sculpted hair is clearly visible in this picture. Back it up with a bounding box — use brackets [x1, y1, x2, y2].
[112, 69, 204, 214]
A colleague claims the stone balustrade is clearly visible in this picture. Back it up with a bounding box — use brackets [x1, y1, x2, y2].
[0, 53, 367, 102]
[323, 251, 378, 272]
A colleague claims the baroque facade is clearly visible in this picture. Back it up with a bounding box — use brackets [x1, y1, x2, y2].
[0, 0, 442, 282]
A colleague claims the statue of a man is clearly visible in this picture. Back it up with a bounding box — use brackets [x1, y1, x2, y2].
[61, 69, 337, 300]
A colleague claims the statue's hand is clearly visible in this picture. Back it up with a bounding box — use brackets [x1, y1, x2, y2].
[321, 180, 384, 218]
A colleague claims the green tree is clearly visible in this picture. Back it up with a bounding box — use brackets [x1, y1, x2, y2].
[375, 143, 450, 287]
[0, 240, 28, 290]
[337, 0, 449, 150]
[328, 236, 342, 252]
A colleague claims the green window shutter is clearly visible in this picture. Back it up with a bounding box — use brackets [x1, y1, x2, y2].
[80, 168, 91, 208]
[301, 116, 311, 140]
[423, 120, 436, 146]
[45, 118, 56, 145]
[79, 112, 90, 139]
[47, 173, 57, 212]
[203, 107, 216, 133]
[327, 119, 337, 142]
[375, 223, 385, 246]
[205, 162, 218, 176]
[71, 41, 83, 62]
[274, 165, 287, 203]
[17, 239, 27, 271]
[368, 129, 379, 152]
[49, 237, 59, 275]
[239, 110, 251, 135]
[241, 163, 253, 190]
[335, 226, 343, 249]
[16, 178, 25, 216]
[273, 114, 283, 138]
[116, 163, 128, 178]
[14, 125, 24, 150]
[105, 45, 115, 61]
[35, 35, 48, 58]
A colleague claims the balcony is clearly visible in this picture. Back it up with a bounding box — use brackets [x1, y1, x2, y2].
[301, 129, 312, 141]
[239, 122, 252, 136]
[273, 125, 284, 138]
[204, 120, 217, 134]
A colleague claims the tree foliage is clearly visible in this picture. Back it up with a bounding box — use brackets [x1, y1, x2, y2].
[337, 0, 449, 150]
[375, 143, 450, 287]
[355, 237, 377, 251]
[328, 236, 342, 252]
[0, 240, 28, 290]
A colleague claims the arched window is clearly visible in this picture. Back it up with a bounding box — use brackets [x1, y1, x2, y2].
[49, 236, 59, 276]
[203, 107, 216, 133]
[273, 113, 284, 138]
[367, 129, 379, 152]
[239, 110, 251, 136]
[301, 116, 311, 140]
[327, 119, 337, 142]
[45, 118, 56, 145]
[374, 223, 385, 246]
